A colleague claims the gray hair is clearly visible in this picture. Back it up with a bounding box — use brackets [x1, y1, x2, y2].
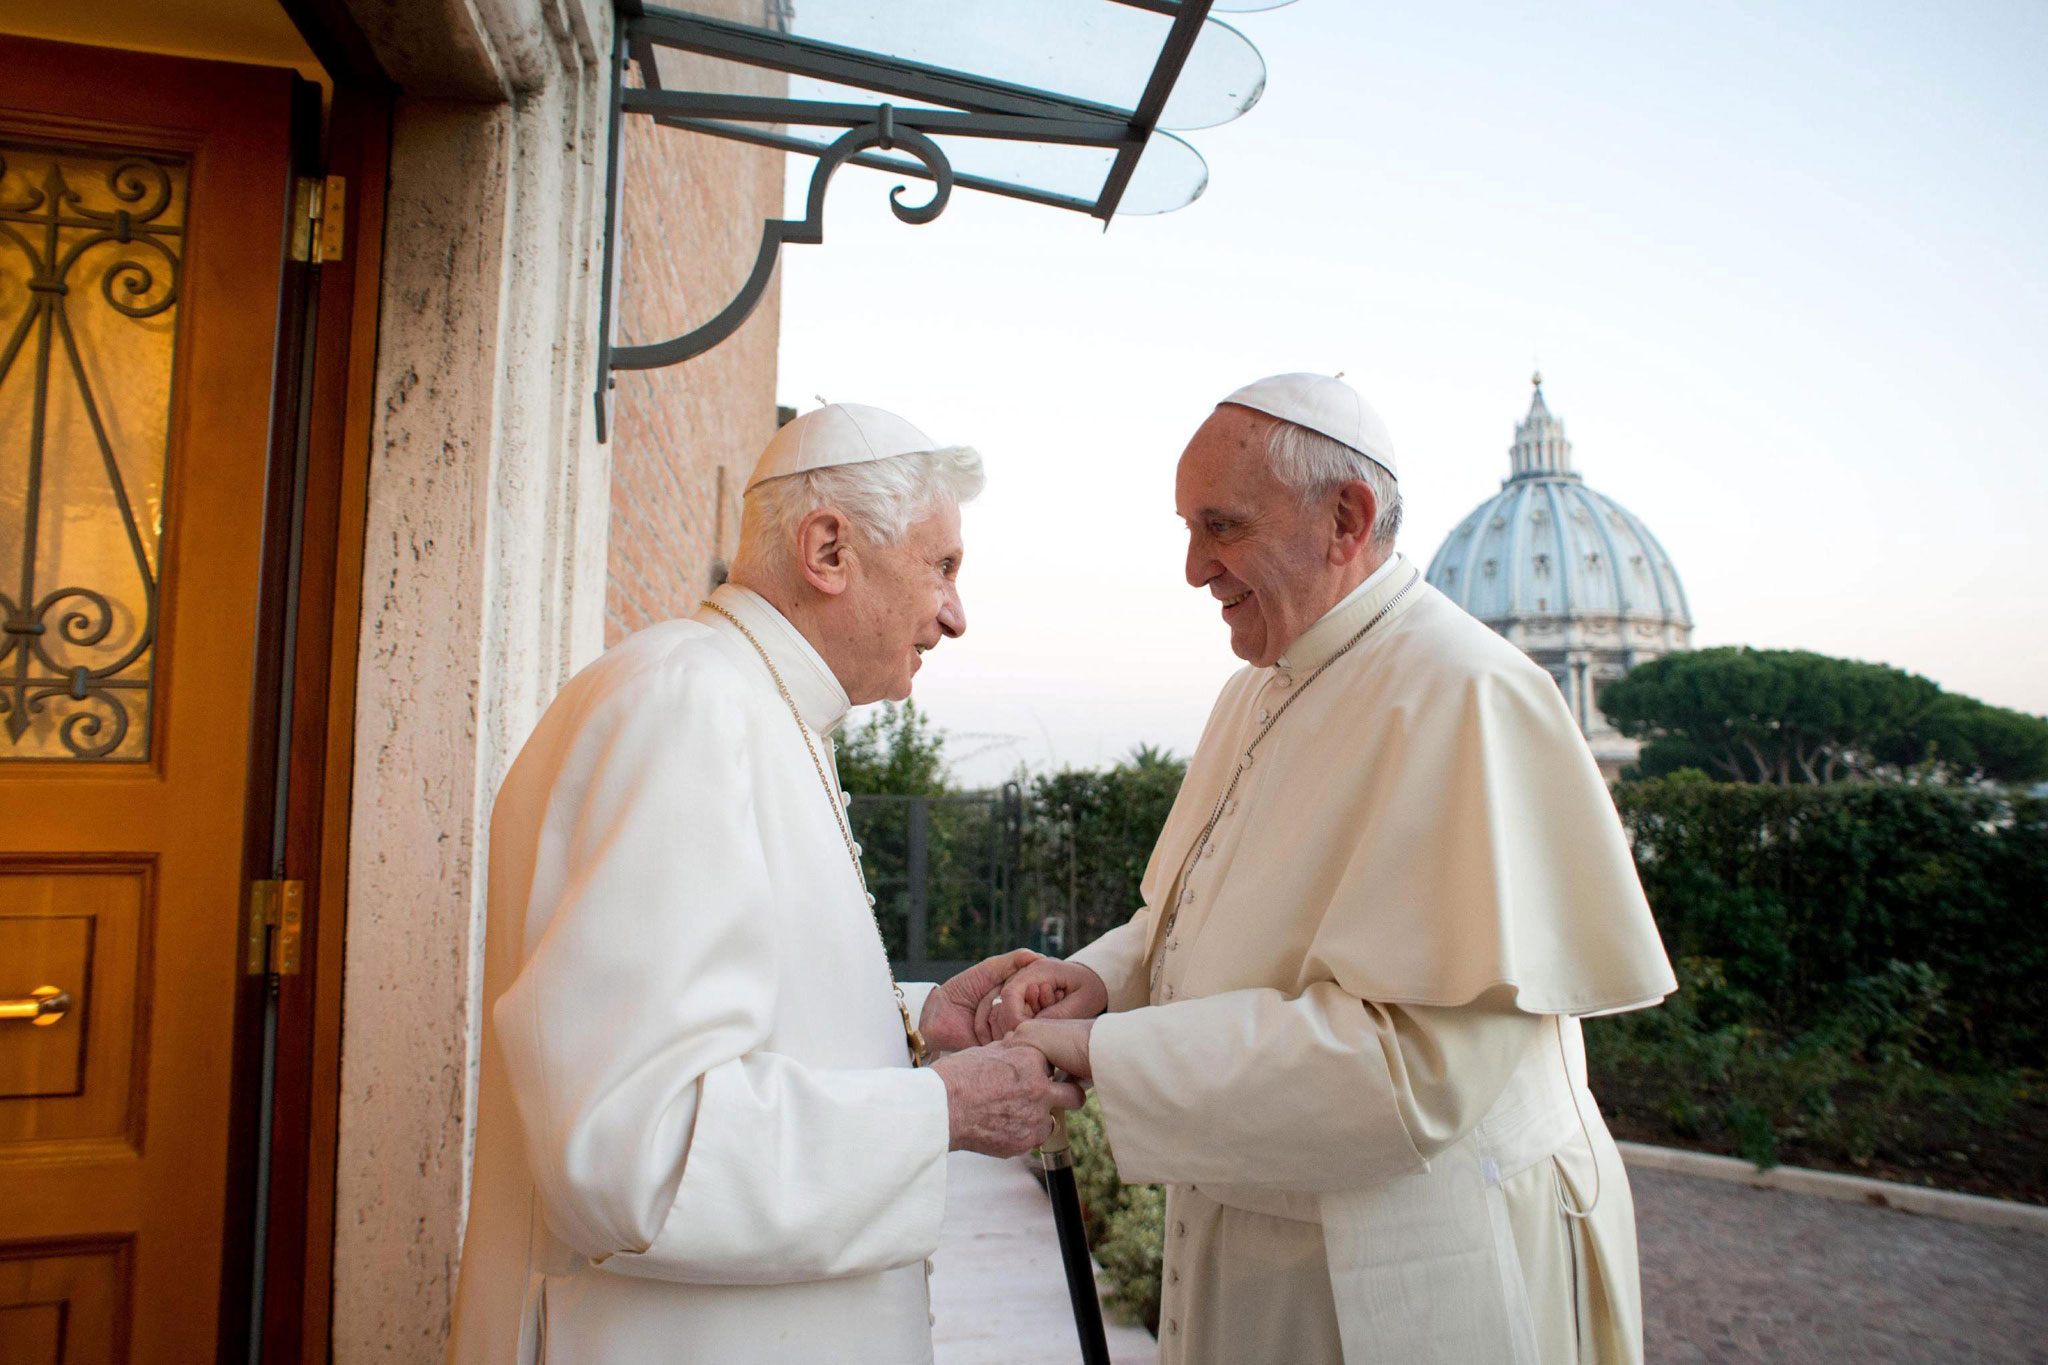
[734, 446, 985, 574]
[1264, 418, 1403, 548]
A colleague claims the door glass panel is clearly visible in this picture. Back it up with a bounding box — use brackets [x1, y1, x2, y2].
[0, 141, 185, 761]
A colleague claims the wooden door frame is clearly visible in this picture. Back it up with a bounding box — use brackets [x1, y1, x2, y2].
[232, 6, 395, 1358]
[239, 82, 390, 1365]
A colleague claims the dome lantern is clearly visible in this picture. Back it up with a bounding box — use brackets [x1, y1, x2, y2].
[1508, 372, 1575, 481]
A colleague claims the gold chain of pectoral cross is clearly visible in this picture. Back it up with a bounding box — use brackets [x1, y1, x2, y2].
[701, 600, 930, 1067]
[1151, 568, 1422, 990]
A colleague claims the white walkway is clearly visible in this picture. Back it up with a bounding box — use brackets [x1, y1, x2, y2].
[931, 1153, 1158, 1365]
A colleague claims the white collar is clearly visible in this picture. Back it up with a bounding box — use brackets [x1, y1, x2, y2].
[697, 583, 852, 734]
[1274, 552, 1409, 673]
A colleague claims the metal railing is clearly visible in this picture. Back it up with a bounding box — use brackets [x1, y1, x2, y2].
[853, 783, 1023, 982]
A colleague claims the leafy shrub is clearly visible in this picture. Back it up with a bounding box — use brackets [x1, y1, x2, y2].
[1095, 1184, 1165, 1330]
[1585, 955, 2031, 1174]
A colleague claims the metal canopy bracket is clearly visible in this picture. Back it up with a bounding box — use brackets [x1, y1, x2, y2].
[594, 0, 1269, 441]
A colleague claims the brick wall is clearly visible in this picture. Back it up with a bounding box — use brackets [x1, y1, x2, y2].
[606, 20, 784, 644]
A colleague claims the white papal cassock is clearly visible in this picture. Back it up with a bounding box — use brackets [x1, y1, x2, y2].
[1070, 553, 1677, 1365]
[448, 584, 948, 1365]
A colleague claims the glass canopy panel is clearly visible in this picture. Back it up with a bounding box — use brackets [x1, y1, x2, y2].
[650, 1, 1266, 131]
[831, 126, 1207, 216]
[638, 34, 791, 99]
[1113, 128, 1210, 214]
[643, 67, 1210, 213]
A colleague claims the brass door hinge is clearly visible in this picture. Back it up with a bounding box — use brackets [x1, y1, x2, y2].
[290, 175, 346, 264]
[246, 880, 305, 976]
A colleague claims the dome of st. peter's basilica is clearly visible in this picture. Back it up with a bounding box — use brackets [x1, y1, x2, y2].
[1425, 376, 1693, 778]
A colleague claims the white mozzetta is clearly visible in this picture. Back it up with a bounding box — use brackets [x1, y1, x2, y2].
[1425, 379, 1693, 778]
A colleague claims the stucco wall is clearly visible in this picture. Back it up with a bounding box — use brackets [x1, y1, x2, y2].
[332, 2, 615, 1360]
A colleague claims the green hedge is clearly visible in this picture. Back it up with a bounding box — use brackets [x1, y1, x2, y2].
[1613, 774, 2048, 1069]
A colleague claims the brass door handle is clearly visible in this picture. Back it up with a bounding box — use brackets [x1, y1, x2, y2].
[0, 986, 70, 1026]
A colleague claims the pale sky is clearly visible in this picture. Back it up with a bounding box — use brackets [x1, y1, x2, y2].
[772, 1, 2048, 788]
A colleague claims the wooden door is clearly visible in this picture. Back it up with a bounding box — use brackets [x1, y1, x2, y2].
[0, 38, 301, 1364]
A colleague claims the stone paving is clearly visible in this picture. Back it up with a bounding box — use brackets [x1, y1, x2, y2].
[935, 1154, 2048, 1363]
[1634, 1166, 2048, 1364]
[931, 1153, 1156, 1365]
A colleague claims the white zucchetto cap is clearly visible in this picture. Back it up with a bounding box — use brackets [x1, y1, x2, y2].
[746, 402, 961, 492]
[1220, 373, 1400, 480]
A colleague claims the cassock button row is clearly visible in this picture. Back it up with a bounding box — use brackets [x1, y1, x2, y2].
[1257, 708, 1270, 723]
[1182, 888, 1194, 904]
[1203, 843, 1216, 857]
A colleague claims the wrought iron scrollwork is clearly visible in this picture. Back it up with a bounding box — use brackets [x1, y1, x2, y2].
[591, 0, 1246, 438]
[611, 109, 955, 374]
[0, 146, 182, 760]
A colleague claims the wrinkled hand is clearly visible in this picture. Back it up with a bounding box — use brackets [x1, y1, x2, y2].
[919, 949, 1043, 1056]
[932, 1042, 1088, 1157]
[977, 957, 1109, 1042]
[1008, 1018, 1097, 1085]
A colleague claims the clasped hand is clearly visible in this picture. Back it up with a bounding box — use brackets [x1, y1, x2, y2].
[919, 950, 1110, 1157]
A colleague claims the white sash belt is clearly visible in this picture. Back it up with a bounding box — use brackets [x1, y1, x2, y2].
[1315, 1027, 1589, 1363]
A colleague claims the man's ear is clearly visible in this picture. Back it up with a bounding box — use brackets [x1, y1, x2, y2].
[1330, 480, 1378, 566]
[797, 507, 855, 596]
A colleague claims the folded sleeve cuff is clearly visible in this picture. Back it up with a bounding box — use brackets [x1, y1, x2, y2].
[1069, 916, 1154, 1014]
[1090, 990, 1427, 1193]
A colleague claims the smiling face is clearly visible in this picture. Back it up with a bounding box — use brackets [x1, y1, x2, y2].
[1177, 406, 1370, 666]
[832, 499, 967, 704]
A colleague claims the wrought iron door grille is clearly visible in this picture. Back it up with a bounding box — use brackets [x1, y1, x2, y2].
[0, 142, 184, 761]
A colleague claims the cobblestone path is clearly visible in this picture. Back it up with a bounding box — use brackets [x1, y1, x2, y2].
[1634, 1167, 2048, 1363]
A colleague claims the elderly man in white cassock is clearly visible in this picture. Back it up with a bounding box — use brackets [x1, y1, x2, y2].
[448, 404, 1085, 1365]
[991, 374, 1678, 1365]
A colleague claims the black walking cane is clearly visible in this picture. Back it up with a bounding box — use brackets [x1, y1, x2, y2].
[1040, 1098, 1112, 1365]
